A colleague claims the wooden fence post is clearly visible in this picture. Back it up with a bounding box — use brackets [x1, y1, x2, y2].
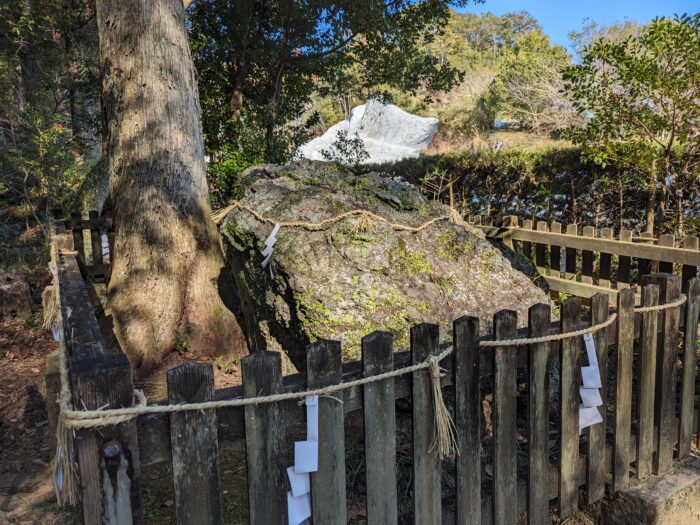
[527, 303, 550, 524]
[89, 209, 103, 266]
[362, 331, 398, 525]
[613, 288, 635, 491]
[167, 363, 222, 524]
[535, 221, 548, 274]
[71, 355, 143, 525]
[617, 230, 633, 289]
[638, 232, 654, 277]
[643, 273, 681, 475]
[586, 293, 609, 504]
[306, 340, 347, 525]
[559, 297, 581, 517]
[242, 351, 286, 525]
[522, 220, 533, 259]
[564, 224, 578, 281]
[636, 284, 659, 480]
[581, 226, 595, 284]
[411, 323, 441, 524]
[681, 236, 698, 293]
[454, 316, 481, 525]
[598, 228, 613, 288]
[678, 278, 699, 458]
[492, 310, 517, 525]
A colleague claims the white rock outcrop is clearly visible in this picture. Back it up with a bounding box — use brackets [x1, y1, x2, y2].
[296, 100, 438, 165]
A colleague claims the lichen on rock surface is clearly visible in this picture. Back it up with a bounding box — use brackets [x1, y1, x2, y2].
[220, 160, 549, 371]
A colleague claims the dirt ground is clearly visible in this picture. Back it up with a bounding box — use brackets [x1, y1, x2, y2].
[0, 316, 77, 524]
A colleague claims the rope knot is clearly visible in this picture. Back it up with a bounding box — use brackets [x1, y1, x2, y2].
[356, 211, 374, 232]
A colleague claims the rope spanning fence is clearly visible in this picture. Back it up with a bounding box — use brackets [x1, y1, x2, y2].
[50, 292, 688, 507]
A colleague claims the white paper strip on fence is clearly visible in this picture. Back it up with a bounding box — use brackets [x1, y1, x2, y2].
[306, 395, 318, 442]
[583, 333, 598, 368]
[287, 467, 311, 498]
[287, 395, 319, 524]
[287, 491, 312, 525]
[580, 387, 603, 408]
[294, 441, 318, 473]
[579, 405, 604, 433]
[581, 366, 602, 389]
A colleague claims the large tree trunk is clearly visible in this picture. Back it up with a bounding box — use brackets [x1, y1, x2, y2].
[95, 0, 247, 375]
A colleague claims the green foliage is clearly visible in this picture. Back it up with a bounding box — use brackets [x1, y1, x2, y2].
[563, 14, 700, 232]
[189, 0, 473, 162]
[207, 145, 263, 208]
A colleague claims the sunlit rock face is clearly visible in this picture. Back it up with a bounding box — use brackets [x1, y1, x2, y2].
[220, 161, 550, 371]
[296, 100, 438, 165]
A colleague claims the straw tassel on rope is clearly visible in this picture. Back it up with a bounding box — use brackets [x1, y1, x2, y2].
[427, 355, 459, 458]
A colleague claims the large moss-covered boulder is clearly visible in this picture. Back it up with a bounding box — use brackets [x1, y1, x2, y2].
[220, 161, 549, 371]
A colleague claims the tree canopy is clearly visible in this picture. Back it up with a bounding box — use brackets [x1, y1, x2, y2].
[563, 13, 700, 232]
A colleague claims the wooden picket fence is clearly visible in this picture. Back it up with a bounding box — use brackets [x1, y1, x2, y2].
[469, 215, 700, 302]
[46, 211, 700, 524]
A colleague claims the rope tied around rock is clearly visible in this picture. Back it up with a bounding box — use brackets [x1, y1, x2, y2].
[211, 200, 459, 233]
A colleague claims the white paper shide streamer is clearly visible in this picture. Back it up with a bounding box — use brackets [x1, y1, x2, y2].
[261, 224, 280, 277]
[287, 395, 319, 525]
[579, 333, 604, 433]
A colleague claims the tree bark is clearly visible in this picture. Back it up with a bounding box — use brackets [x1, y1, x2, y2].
[95, 0, 247, 375]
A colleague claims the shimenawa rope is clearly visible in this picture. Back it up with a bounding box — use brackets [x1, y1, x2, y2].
[211, 200, 466, 232]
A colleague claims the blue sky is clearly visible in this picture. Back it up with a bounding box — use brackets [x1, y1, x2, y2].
[457, 0, 698, 50]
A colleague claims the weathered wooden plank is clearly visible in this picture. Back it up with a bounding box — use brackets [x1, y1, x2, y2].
[681, 236, 699, 293]
[66, 217, 113, 230]
[362, 331, 398, 525]
[564, 224, 578, 280]
[559, 297, 581, 517]
[167, 363, 221, 525]
[613, 288, 635, 491]
[527, 304, 550, 524]
[307, 340, 347, 525]
[636, 284, 658, 480]
[476, 226, 700, 267]
[618, 230, 633, 288]
[56, 248, 111, 362]
[454, 316, 481, 525]
[523, 219, 534, 260]
[598, 228, 613, 288]
[242, 351, 286, 525]
[644, 274, 681, 475]
[492, 310, 518, 525]
[581, 226, 595, 284]
[411, 324, 441, 524]
[658, 234, 675, 274]
[89, 210, 103, 266]
[535, 221, 548, 274]
[586, 293, 609, 503]
[543, 275, 636, 305]
[678, 278, 699, 459]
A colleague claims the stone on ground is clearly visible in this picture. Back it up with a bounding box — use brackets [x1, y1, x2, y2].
[296, 99, 438, 165]
[220, 161, 549, 371]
